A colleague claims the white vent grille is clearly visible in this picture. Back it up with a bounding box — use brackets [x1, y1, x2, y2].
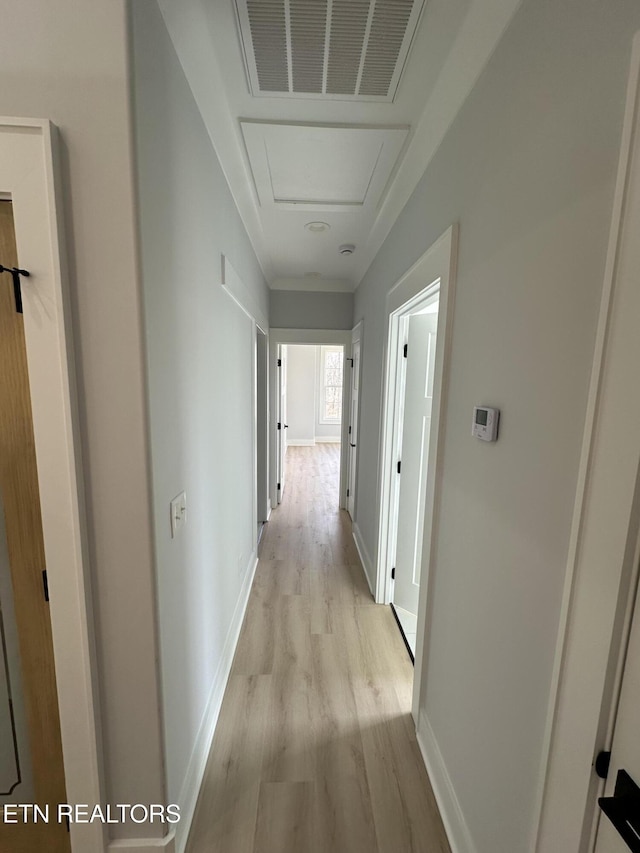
[235, 0, 425, 101]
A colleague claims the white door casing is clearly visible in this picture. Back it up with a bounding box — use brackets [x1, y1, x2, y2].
[347, 331, 361, 519]
[394, 311, 438, 616]
[0, 118, 103, 852]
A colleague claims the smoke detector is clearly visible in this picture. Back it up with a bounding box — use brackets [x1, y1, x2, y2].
[339, 244, 356, 255]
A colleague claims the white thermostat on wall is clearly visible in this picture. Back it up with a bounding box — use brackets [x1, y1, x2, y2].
[472, 406, 500, 442]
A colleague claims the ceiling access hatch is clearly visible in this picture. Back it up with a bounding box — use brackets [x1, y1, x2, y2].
[235, 0, 426, 102]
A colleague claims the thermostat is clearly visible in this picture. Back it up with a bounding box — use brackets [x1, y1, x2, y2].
[472, 406, 499, 442]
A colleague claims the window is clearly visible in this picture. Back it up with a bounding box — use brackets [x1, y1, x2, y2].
[320, 346, 343, 423]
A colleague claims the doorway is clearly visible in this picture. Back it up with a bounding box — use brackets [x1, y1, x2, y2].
[374, 226, 457, 719]
[270, 330, 352, 512]
[347, 322, 362, 521]
[275, 343, 345, 504]
[0, 201, 69, 852]
[390, 296, 439, 660]
[256, 326, 268, 541]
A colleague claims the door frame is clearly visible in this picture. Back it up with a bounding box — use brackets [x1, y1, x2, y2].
[0, 118, 103, 850]
[269, 329, 351, 511]
[535, 32, 640, 852]
[256, 325, 269, 531]
[221, 255, 269, 555]
[374, 225, 458, 723]
[347, 321, 363, 520]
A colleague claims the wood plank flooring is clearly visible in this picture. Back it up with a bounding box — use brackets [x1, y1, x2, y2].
[186, 444, 450, 853]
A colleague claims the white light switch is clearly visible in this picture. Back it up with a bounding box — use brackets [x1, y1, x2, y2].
[170, 492, 187, 538]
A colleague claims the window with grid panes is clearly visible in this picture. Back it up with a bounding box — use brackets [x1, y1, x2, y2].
[320, 346, 343, 422]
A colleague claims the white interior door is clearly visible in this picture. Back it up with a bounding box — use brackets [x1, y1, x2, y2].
[276, 344, 288, 503]
[595, 564, 640, 853]
[393, 310, 438, 616]
[347, 340, 360, 519]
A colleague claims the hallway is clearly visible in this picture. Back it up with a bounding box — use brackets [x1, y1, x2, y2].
[186, 444, 450, 853]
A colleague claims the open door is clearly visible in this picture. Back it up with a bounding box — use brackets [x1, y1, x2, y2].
[392, 306, 438, 657]
[347, 338, 360, 519]
[276, 344, 288, 503]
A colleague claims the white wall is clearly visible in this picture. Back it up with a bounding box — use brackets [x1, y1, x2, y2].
[353, 0, 640, 850]
[131, 0, 270, 832]
[286, 346, 317, 443]
[0, 0, 165, 841]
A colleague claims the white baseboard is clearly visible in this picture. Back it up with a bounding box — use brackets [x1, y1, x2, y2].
[266, 500, 272, 521]
[352, 523, 375, 597]
[108, 831, 175, 852]
[314, 436, 341, 443]
[416, 712, 477, 853]
[174, 551, 258, 853]
[286, 439, 315, 446]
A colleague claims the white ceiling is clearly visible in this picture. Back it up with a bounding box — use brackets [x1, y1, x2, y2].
[157, 0, 523, 291]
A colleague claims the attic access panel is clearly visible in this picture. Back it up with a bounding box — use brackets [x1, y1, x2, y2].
[240, 121, 408, 212]
[235, 0, 426, 102]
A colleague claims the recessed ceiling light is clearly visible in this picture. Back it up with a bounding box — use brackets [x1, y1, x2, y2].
[304, 221, 331, 233]
[339, 244, 356, 255]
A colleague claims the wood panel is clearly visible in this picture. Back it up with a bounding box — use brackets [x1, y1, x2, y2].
[0, 201, 69, 853]
[186, 444, 451, 853]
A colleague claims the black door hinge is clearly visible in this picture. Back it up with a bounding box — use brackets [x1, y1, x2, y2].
[403, 343, 408, 358]
[346, 488, 350, 497]
[348, 425, 352, 434]
[42, 570, 49, 602]
[595, 751, 611, 780]
[397, 460, 401, 474]
[0, 264, 30, 314]
[277, 358, 282, 367]
[277, 482, 281, 490]
[277, 422, 281, 430]
[391, 567, 395, 580]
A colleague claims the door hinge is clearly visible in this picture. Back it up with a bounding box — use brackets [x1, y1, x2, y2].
[391, 567, 395, 580]
[595, 751, 611, 780]
[348, 425, 352, 435]
[277, 422, 281, 430]
[0, 264, 30, 314]
[277, 482, 281, 490]
[403, 343, 408, 358]
[42, 570, 49, 602]
[346, 488, 350, 497]
[397, 460, 401, 474]
[277, 358, 282, 367]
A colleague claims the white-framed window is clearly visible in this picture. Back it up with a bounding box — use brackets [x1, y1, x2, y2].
[319, 346, 343, 423]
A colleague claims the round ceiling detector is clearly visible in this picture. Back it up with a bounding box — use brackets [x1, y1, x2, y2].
[339, 244, 356, 255]
[304, 221, 330, 233]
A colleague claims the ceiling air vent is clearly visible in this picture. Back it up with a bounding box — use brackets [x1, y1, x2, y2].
[235, 0, 425, 102]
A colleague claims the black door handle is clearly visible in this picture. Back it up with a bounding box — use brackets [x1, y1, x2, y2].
[599, 769, 640, 851]
[350, 443, 356, 448]
[284, 424, 288, 428]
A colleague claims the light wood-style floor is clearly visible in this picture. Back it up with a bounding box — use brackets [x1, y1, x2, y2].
[186, 444, 450, 853]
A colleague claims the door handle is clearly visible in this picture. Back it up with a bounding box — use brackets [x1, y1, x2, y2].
[598, 769, 640, 851]
[350, 443, 356, 448]
[284, 424, 288, 428]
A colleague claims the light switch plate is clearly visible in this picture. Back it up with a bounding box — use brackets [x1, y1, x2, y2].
[170, 491, 187, 538]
